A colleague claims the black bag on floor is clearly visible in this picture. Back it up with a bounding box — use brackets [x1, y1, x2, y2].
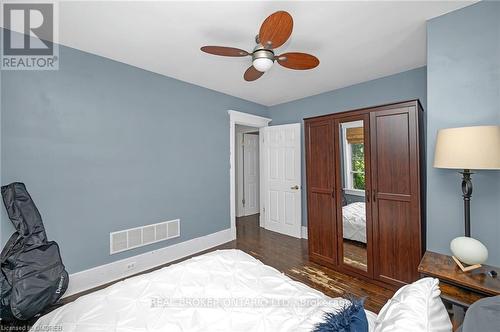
[0, 182, 68, 320]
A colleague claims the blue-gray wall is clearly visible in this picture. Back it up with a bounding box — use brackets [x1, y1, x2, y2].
[268, 67, 427, 226]
[1, 45, 268, 273]
[2, 0, 498, 274]
[427, 1, 500, 266]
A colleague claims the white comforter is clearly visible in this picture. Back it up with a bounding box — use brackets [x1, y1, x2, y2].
[342, 202, 367, 243]
[32, 250, 377, 332]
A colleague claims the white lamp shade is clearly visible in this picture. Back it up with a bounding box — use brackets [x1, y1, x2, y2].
[434, 125, 500, 170]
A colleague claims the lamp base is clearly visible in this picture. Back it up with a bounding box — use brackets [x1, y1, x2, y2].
[452, 256, 482, 272]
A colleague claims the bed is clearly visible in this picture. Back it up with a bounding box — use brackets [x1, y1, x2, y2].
[31, 250, 377, 332]
[342, 202, 366, 243]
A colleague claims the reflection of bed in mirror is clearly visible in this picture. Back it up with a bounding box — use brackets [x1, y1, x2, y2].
[342, 201, 367, 270]
[342, 201, 366, 243]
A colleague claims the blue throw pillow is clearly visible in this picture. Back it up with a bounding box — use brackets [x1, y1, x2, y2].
[313, 296, 368, 332]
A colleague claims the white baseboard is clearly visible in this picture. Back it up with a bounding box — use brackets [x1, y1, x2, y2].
[64, 228, 232, 298]
[301, 226, 308, 239]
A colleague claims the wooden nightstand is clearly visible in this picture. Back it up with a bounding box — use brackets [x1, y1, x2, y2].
[418, 251, 500, 330]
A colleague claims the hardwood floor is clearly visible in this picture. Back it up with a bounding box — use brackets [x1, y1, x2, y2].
[1, 214, 394, 329]
[226, 215, 394, 313]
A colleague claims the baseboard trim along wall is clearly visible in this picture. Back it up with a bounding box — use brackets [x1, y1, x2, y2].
[301, 226, 308, 239]
[64, 228, 233, 298]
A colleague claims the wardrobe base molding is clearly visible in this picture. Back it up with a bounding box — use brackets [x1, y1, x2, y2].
[309, 256, 400, 291]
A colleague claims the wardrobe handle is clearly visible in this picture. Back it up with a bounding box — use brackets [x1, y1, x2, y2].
[373, 191, 377, 202]
[331, 188, 335, 199]
[366, 190, 370, 202]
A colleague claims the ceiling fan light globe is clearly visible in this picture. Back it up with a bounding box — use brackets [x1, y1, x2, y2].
[252, 58, 273, 72]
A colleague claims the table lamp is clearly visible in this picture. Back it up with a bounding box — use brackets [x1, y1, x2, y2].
[434, 125, 500, 272]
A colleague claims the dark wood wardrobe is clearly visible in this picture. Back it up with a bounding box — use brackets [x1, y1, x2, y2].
[305, 100, 425, 289]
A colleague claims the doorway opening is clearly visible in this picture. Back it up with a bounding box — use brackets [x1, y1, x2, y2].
[228, 110, 271, 240]
[235, 125, 260, 234]
[228, 111, 302, 241]
[236, 125, 260, 219]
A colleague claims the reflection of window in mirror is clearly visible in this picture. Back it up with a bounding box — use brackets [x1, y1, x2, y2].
[341, 121, 365, 197]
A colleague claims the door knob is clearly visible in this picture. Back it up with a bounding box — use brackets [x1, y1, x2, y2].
[291, 185, 299, 190]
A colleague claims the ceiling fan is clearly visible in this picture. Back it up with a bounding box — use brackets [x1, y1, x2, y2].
[200, 11, 319, 82]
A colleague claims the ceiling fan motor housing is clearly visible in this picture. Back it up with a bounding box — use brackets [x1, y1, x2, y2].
[251, 45, 275, 72]
[252, 46, 274, 62]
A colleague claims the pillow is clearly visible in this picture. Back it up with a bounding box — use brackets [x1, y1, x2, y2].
[374, 277, 452, 332]
[314, 296, 368, 332]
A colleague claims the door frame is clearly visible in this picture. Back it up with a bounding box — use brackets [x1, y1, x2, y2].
[229, 110, 271, 240]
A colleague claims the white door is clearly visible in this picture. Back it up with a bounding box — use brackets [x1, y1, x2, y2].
[243, 133, 259, 215]
[260, 123, 301, 238]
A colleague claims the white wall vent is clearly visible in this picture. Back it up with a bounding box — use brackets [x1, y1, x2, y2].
[110, 219, 180, 254]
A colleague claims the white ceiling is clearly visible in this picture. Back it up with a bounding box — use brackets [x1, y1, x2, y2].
[53, 1, 474, 105]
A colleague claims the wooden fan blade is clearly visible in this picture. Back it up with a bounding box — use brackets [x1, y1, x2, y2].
[276, 52, 319, 70]
[201, 46, 249, 57]
[244, 66, 264, 81]
[259, 11, 293, 49]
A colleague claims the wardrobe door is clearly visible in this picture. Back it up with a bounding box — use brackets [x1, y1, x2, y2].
[305, 119, 337, 266]
[334, 114, 373, 278]
[370, 106, 422, 287]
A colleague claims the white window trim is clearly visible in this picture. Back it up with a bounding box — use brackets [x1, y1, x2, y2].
[341, 120, 365, 196]
[344, 188, 366, 197]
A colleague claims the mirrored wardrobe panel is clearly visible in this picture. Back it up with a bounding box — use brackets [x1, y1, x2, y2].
[335, 116, 371, 275]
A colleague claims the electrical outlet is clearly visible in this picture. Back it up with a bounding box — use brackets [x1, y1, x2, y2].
[126, 262, 136, 271]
